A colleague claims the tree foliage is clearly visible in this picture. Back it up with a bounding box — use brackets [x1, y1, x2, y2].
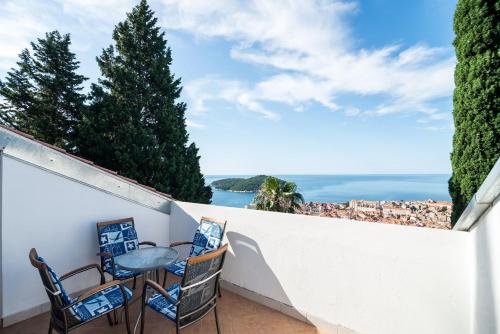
[253, 176, 304, 213]
[0, 31, 86, 150]
[449, 0, 500, 225]
[77, 0, 211, 203]
[212, 175, 286, 192]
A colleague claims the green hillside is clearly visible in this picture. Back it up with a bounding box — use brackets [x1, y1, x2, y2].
[211, 175, 285, 192]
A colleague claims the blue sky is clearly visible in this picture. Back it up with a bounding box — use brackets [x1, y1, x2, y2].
[0, 0, 457, 175]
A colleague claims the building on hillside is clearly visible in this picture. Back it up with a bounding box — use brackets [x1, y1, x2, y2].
[382, 205, 412, 216]
[349, 200, 380, 212]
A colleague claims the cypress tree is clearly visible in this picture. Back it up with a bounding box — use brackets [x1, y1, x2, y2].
[449, 0, 500, 225]
[79, 0, 212, 203]
[0, 31, 86, 150]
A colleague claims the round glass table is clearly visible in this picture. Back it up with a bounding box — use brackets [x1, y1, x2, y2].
[115, 247, 178, 333]
[115, 247, 178, 273]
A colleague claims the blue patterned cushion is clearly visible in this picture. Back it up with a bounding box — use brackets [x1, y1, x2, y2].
[71, 285, 133, 321]
[147, 283, 180, 321]
[98, 222, 139, 274]
[110, 266, 139, 280]
[37, 256, 74, 305]
[165, 260, 186, 277]
[189, 219, 224, 257]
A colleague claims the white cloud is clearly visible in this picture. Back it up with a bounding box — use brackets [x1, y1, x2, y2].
[59, 0, 133, 33]
[0, 0, 455, 127]
[185, 77, 280, 120]
[417, 121, 454, 131]
[161, 0, 455, 124]
[345, 107, 361, 117]
[185, 119, 205, 128]
[0, 0, 132, 72]
[0, 0, 53, 70]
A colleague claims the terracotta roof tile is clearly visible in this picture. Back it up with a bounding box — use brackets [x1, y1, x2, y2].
[119, 175, 139, 184]
[94, 165, 118, 175]
[34, 140, 67, 153]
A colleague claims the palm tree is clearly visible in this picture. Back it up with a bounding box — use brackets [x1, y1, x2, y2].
[253, 176, 304, 213]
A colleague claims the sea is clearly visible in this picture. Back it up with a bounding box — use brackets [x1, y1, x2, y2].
[205, 174, 451, 208]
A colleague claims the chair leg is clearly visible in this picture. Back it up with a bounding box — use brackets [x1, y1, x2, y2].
[214, 305, 221, 334]
[218, 281, 222, 298]
[140, 302, 146, 334]
[47, 321, 53, 334]
[107, 313, 114, 326]
[114, 309, 118, 325]
[176, 318, 181, 334]
[124, 304, 132, 334]
[162, 270, 167, 288]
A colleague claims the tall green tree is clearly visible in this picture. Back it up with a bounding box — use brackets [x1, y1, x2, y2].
[253, 176, 304, 213]
[78, 0, 211, 203]
[0, 31, 86, 150]
[449, 0, 500, 225]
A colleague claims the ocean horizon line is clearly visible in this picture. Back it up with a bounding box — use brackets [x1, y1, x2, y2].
[205, 173, 451, 177]
[206, 174, 452, 208]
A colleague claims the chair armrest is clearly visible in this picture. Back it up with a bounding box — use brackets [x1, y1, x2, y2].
[96, 251, 113, 258]
[139, 241, 157, 247]
[143, 279, 178, 305]
[60, 263, 105, 284]
[61, 280, 127, 311]
[169, 241, 193, 248]
[78, 280, 122, 301]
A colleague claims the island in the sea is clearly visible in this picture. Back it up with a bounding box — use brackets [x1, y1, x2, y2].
[211, 175, 285, 192]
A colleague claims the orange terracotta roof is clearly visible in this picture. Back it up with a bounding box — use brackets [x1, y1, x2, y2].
[427, 201, 452, 206]
[0, 124, 173, 199]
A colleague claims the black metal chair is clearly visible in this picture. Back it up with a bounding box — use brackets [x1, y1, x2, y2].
[96, 217, 158, 289]
[29, 248, 132, 334]
[141, 244, 229, 334]
[163, 216, 227, 296]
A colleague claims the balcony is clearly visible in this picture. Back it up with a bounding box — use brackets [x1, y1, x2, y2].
[0, 126, 499, 334]
[0, 282, 318, 334]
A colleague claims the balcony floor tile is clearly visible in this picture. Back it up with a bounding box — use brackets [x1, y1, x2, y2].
[0, 278, 318, 334]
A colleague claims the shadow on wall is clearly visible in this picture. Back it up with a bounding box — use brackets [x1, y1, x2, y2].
[475, 222, 497, 334]
[169, 203, 295, 316]
[224, 231, 294, 307]
[169, 202, 361, 333]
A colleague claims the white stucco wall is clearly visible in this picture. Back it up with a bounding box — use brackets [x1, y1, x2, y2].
[171, 201, 472, 334]
[1, 156, 170, 322]
[471, 196, 500, 334]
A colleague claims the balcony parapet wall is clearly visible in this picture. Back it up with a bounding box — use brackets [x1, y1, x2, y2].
[0, 126, 172, 214]
[170, 201, 472, 334]
[453, 158, 500, 231]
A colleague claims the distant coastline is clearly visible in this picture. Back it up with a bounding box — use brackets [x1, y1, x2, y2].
[211, 175, 285, 192]
[230, 190, 255, 193]
[206, 174, 451, 209]
[214, 188, 255, 193]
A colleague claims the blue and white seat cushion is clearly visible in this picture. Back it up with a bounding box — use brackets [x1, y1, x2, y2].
[189, 220, 223, 257]
[165, 260, 186, 277]
[112, 266, 139, 279]
[37, 256, 132, 322]
[98, 222, 139, 278]
[165, 220, 223, 277]
[71, 285, 133, 321]
[146, 283, 180, 321]
[37, 256, 74, 305]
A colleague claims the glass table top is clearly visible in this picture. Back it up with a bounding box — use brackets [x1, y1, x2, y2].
[115, 247, 178, 272]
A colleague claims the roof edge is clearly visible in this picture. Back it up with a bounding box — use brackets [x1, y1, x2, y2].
[453, 157, 500, 231]
[0, 125, 172, 214]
